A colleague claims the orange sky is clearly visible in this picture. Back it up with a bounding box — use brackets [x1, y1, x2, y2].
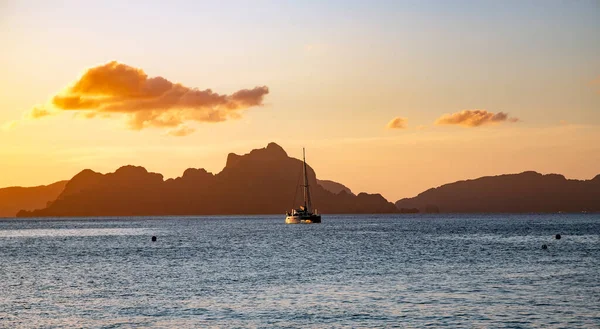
[1, 1, 599, 201]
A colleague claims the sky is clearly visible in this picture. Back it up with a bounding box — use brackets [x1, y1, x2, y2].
[1, 0, 599, 201]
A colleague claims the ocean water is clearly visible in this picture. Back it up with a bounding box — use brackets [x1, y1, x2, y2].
[0, 214, 599, 328]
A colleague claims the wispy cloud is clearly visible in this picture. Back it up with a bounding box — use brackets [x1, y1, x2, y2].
[386, 117, 408, 129]
[28, 106, 52, 119]
[11, 61, 269, 136]
[166, 125, 196, 137]
[1, 120, 18, 131]
[435, 110, 518, 127]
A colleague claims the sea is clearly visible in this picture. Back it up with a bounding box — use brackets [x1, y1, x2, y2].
[0, 214, 599, 328]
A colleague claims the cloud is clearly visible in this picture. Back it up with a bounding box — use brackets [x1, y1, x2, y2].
[20, 61, 269, 135]
[435, 110, 518, 127]
[28, 106, 53, 119]
[166, 125, 196, 137]
[386, 117, 408, 129]
[2, 120, 18, 131]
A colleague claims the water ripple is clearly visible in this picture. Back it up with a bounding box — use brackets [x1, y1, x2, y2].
[0, 214, 599, 328]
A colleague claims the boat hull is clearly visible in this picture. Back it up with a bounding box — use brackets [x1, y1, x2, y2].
[285, 215, 321, 224]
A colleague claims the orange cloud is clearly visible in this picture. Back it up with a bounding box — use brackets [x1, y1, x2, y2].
[24, 61, 269, 135]
[435, 110, 518, 127]
[386, 117, 408, 129]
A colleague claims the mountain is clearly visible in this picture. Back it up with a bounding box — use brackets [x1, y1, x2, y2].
[0, 181, 68, 217]
[17, 143, 398, 217]
[395, 171, 600, 213]
[317, 179, 354, 195]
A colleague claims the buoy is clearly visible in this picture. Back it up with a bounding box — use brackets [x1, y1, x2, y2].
[555, 234, 561, 240]
[151, 236, 157, 242]
[542, 244, 548, 250]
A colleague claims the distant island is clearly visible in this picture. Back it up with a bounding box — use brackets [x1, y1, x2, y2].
[396, 171, 600, 213]
[15, 143, 397, 217]
[316, 179, 354, 196]
[1, 142, 598, 218]
[0, 181, 67, 218]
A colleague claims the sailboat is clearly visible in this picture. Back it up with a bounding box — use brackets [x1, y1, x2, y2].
[285, 148, 322, 224]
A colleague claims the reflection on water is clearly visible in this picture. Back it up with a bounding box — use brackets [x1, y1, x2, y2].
[0, 228, 151, 238]
[0, 214, 599, 328]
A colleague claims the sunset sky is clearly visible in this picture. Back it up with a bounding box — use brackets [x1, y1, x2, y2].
[1, 0, 599, 201]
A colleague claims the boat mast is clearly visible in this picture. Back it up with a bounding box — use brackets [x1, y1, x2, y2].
[302, 148, 312, 212]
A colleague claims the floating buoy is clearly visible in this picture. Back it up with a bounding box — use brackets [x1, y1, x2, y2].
[555, 234, 561, 240]
[541, 244, 548, 250]
[151, 236, 157, 242]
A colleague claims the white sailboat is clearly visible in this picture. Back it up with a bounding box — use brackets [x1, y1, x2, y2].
[285, 148, 322, 224]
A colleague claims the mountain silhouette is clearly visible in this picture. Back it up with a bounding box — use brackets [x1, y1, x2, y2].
[17, 143, 398, 217]
[395, 171, 600, 213]
[317, 179, 354, 195]
[0, 181, 68, 217]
